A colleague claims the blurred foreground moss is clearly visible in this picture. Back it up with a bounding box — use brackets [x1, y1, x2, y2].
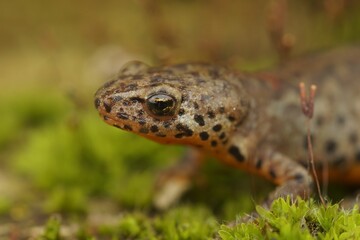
[39, 205, 218, 240]
[37, 198, 360, 239]
[40, 215, 61, 240]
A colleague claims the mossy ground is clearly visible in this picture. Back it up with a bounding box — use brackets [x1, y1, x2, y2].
[1, 1, 360, 239]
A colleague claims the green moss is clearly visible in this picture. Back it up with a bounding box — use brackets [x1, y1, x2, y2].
[219, 198, 360, 240]
[39, 216, 61, 240]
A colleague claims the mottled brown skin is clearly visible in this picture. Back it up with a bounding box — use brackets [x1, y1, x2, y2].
[94, 47, 360, 209]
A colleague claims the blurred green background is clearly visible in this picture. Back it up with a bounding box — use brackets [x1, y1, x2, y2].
[1, 0, 360, 238]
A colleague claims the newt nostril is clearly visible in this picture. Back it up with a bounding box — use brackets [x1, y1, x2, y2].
[94, 98, 101, 109]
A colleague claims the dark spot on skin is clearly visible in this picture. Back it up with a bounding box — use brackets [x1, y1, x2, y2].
[355, 151, 360, 162]
[255, 158, 263, 169]
[163, 121, 172, 128]
[117, 112, 129, 120]
[139, 127, 149, 134]
[103, 102, 112, 113]
[227, 115, 236, 122]
[103, 116, 109, 121]
[333, 155, 346, 167]
[175, 133, 184, 138]
[178, 108, 185, 116]
[181, 94, 188, 103]
[113, 124, 122, 129]
[222, 139, 228, 145]
[129, 97, 145, 103]
[156, 133, 166, 137]
[199, 132, 209, 141]
[336, 115, 345, 125]
[112, 96, 123, 102]
[207, 111, 215, 119]
[148, 83, 161, 88]
[176, 124, 193, 136]
[211, 140, 217, 147]
[316, 116, 324, 126]
[349, 132, 358, 144]
[94, 98, 101, 109]
[124, 125, 133, 131]
[194, 102, 199, 109]
[219, 132, 226, 140]
[294, 173, 304, 182]
[194, 115, 205, 126]
[138, 110, 144, 116]
[269, 168, 277, 179]
[122, 100, 131, 106]
[138, 118, 146, 126]
[150, 125, 159, 133]
[212, 124, 222, 132]
[125, 84, 138, 91]
[219, 107, 225, 113]
[228, 145, 245, 162]
[325, 140, 337, 154]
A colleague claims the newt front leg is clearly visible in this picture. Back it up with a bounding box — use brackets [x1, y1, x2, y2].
[153, 148, 206, 210]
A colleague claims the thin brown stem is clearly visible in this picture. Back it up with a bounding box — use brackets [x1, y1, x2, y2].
[306, 119, 326, 206]
[299, 82, 326, 206]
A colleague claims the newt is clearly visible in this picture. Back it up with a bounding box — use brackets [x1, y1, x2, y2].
[94, 47, 360, 210]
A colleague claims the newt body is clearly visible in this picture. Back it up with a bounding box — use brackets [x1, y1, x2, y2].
[94, 47, 360, 209]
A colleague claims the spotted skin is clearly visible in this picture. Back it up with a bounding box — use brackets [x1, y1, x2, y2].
[95, 46, 360, 209]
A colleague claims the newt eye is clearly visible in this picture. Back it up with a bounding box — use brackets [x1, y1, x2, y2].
[146, 93, 177, 117]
